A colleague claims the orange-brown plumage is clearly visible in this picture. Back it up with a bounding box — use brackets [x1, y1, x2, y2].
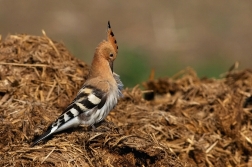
[88, 21, 119, 91]
[31, 21, 123, 146]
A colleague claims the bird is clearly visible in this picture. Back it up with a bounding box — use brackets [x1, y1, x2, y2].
[31, 21, 123, 146]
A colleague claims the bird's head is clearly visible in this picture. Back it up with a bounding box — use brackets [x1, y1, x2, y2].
[93, 21, 118, 73]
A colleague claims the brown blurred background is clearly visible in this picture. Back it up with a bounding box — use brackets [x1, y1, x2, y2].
[1, 1, 252, 87]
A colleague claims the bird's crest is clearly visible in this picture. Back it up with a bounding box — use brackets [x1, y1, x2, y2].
[107, 21, 118, 53]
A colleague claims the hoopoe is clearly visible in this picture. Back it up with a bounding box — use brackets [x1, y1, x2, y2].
[31, 21, 123, 146]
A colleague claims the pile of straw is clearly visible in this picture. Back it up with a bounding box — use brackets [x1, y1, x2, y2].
[1, 34, 252, 166]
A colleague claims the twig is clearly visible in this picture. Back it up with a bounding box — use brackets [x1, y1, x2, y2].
[206, 140, 218, 154]
[42, 30, 60, 57]
[112, 135, 135, 147]
[41, 147, 55, 164]
[0, 62, 48, 67]
[88, 133, 103, 141]
[46, 80, 57, 101]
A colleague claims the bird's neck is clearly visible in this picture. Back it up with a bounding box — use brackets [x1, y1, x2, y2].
[89, 54, 113, 79]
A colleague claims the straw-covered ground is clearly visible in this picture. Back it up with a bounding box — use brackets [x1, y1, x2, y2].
[0, 34, 252, 167]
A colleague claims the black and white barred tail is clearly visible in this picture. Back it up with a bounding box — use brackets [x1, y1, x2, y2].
[31, 74, 123, 146]
[31, 85, 105, 146]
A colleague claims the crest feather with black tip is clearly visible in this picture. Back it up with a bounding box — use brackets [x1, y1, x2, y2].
[107, 21, 118, 53]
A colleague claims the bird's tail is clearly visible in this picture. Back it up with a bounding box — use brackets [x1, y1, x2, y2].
[31, 107, 81, 146]
[31, 125, 57, 147]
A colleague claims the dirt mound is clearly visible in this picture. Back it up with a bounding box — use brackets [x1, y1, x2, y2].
[0, 34, 252, 166]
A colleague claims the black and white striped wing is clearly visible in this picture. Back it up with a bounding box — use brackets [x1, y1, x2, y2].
[31, 85, 106, 146]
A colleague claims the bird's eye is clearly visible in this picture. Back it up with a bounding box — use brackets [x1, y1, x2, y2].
[110, 53, 113, 57]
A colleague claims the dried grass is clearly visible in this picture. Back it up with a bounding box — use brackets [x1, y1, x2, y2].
[0, 33, 252, 166]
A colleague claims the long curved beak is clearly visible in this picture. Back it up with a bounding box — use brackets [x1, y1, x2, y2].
[109, 61, 113, 73]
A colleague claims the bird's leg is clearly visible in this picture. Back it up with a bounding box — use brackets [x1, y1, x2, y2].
[91, 124, 96, 131]
[89, 121, 114, 132]
[100, 120, 112, 127]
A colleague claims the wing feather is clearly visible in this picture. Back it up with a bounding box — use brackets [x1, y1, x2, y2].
[31, 85, 106, 146]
